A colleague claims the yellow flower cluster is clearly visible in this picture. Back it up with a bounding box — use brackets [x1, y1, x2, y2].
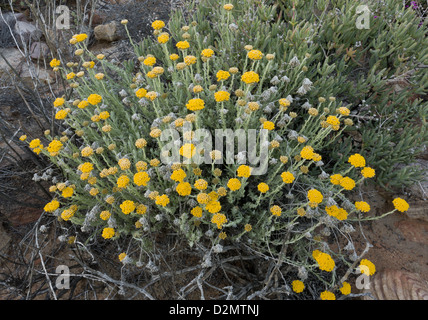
[214, 91, 230, 102]
[211, 213, 227, 229]
[216, 70, 231, 81]
[241, 71, 259, 84]
[392, 197, 409, 212]
[312, 250, 335, 272]
[186, 98, 205, 111]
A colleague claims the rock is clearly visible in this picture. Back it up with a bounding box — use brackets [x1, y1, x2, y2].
[396, 219, 428, 244]
[94, 21, 123, 42]
[19, 62, 54, 86]
[0, 47, 24, 77]
[405, 201, 428, 222]
[13, 20, 42, 47]
[364, 269, 428, 300]
[29, 41, 50, 60]
[89, 11, 108, 26]
[0, 47, 54, 86]
[5, 207, 43, 227]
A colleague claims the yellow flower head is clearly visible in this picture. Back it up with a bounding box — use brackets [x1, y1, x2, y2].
[247, 49, 263, 60]
[120, 200, 136, 214]
[197, 192, 210, 204]
[312, 250, 335, 272]
[78, 162, 94, 173]
[136, 204, 148, 215]
[53, 97, 65, 107]
[348, 153, 366, 168]
[320, 291, 336, 300]
[223, 3, 234, 10]
[61, 209, 74, 221]
[338, 107, 350, 116]
[50, 58, 60, 68]
[201, 48, 214, 58]
[61, 186, 74, 198]
[326, 115, 340, 130]
[270, 205, 282, 216]
[157, 32, 169, 44]
[180, 143, 196, 159]
[100, 210, 111, 221]
[191, 206, 203, 218]
[392, 197, 409, 212]
[44, 199, 60, 212]
[81, 146, 94, 157]
[152, 20, 165, 30]
[292, 280, 305, 293]
[257, 182, 269, 193]
[214, 91, 230, 102]
[359, 259, 376, 276]
[340, 282, 351, 295]
[55, 109, 69, 120]
[184, 55, 197, 65]
[102, 227, 115, 239]
[47, 140, 63, 156]
[355, 201, 370, 212]
[281, 171, 295, 184]
[330, 174, 343, 185]
[155, 194, 170, 207]
[216, 70, 231, 81]
[176, 182, 192, 196]
[237, 165, 251, 178]
[263, 121, 275, 130]
[134, 88, 147, 100]
[279, 98, 291, 108]
[134, 171, 150, 186]
[77, 100, 89, 109]
[194, 179, 208, 190]
[170, 168, 187, 182]
[176, 40, 190, 50]
[87, 94, 102, 105]
[206, 200, 222, 214]
[117, 175, 130, 188]
[118, 252, 127, 262]
[300, 146, 315, 160]
[143, 56, 156, 66]
[361, 167, 375, 178]
[340, 176, 355, 190]
[227, 178, 241, 191]
[186, 98, 205, 111]
[211, 213, 227, 229]
[72, 33, 88, 42]
[241, 71, 259, 84]
[307, 189, 323, 205]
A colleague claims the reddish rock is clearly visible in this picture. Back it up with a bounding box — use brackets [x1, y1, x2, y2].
[29, 41, 50, 60]
[396, 219, 428, 245]
[6, 207, 43, 227]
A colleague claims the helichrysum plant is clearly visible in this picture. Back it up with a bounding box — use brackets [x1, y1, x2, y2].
[21, 0, 416, 299]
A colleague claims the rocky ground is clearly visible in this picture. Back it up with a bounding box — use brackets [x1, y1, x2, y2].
[0, 0, 427, 300]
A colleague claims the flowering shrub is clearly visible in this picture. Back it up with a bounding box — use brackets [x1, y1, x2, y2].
[20, 0, 416, 299]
